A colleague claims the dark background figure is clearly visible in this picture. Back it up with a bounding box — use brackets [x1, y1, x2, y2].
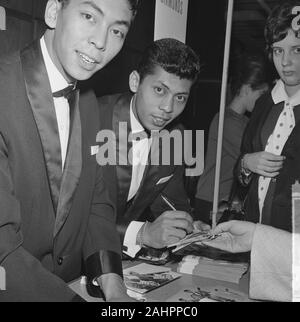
[194, 53, 270, 224]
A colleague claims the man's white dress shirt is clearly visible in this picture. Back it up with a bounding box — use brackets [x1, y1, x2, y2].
[40, 36, 71, 170]
[123, 97, 152, 257]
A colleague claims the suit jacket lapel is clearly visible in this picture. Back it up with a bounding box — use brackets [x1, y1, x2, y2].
[21, 40, 62, 213]
[126, 159, 158, 220]
[54, 91, 82, 237]
[255, 94, 277, 151]
[126, 132, 176, 220]
[113, 94, 133, 217]
[125, 117, 163, 215]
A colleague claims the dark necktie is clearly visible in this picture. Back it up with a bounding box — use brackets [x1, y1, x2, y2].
[51, 83, 77, 206]
[53, 83, 77, 128]
[52, 83, 76, 99]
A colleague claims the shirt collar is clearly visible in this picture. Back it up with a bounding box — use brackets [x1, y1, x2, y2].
[272, 79, 300, 106]
[40, 36, 70, 93]
[130, 95, 146, 134]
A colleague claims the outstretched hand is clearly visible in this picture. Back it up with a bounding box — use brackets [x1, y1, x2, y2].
[202, 220, 256, 253]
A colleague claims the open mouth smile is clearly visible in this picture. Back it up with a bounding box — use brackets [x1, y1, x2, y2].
[77, 51, 99, 65]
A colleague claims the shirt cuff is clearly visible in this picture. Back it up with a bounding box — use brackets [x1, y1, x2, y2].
[249, 224, 293, 301]
[85, 250, 123, 288]
[123, 221, 144, 258]
[238, 157, 252, 186]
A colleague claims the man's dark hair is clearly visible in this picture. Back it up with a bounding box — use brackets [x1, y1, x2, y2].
[58, 0, 70, 7]
[58, 0, 139, 16]
[127, 0, 140, 16]
[265, 1, 300, 60]
[136, 38, 201, 84]
[229, 53, 269, 97]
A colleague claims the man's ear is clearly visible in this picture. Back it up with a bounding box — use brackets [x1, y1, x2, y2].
[129, 71, 140, 93]
[45, 0, 62, 29]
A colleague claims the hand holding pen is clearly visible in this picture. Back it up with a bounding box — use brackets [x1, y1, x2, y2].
[139, 195, 194, 249]
[160, 194, 193, 230]
[161, 194, 210, 233]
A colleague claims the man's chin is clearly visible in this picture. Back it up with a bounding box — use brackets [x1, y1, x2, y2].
[66, 66, 100, 81]
[72, 72, 95, 81]
[147, 126, 163, 133]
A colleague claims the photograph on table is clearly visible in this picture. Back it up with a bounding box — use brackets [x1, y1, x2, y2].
[123, 263, 181, 294]
[167, 285, 251, 302]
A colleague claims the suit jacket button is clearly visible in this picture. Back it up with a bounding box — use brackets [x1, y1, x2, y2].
[57, 257, 63, 266]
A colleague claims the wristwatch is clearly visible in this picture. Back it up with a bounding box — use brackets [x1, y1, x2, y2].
[241, 154, 252, 177]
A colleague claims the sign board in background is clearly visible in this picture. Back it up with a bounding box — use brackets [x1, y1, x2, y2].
[0, 6, 6, 30]
[0, 266, 5, 290]
[154, 0, 189, 43]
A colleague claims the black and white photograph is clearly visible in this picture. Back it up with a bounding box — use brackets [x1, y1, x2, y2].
[0, 0, 299, 306]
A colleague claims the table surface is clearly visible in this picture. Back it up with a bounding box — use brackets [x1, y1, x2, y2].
[69, 259, 251, 302]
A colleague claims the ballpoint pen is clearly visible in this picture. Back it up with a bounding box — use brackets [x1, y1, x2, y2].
[161, 194, 177, 211]
[161, 193, 197, 248]
[161, 194, 221, 242]
[161, 193, 200, 234]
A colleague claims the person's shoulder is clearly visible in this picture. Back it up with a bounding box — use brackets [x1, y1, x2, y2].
[0, 51, 21, 78]
[0, 50, 20, 65]
[98, 92, 130, 105]
[251, 90, 272, 117]
[256, 90, 272, 106]
[0, 51, 22, 102]
[208, 112, 220, 132]
[98, 92, 132, 114]
[224, 108, 248, 125]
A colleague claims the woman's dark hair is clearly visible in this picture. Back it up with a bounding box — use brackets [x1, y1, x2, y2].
[136, 38, 201, 84]
[229, 53, 269, 97]
[265, 1, 300, 60]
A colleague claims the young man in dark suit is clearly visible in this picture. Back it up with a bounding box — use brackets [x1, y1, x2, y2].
[98, 38, 204, 258]
[236, 1, 300, 232]
[0, 0, 139, 301]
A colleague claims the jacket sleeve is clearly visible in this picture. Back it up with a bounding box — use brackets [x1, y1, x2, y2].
[115, 165, 191, 245]
[234, 98, 264, 187]
[0, 133, 83, 302]
[83, 165, 123, 286]
[249, 224, 293, 302]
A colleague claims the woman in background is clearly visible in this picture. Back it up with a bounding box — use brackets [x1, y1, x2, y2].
[194, 54, 270, 223]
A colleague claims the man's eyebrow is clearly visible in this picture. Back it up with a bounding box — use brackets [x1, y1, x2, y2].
[159, 81, 170, 90]
[81, 1, 104, 15]
[80, 0, 131, 28]
[113, 19, 131, 29]
[159, 81, 190, 95]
